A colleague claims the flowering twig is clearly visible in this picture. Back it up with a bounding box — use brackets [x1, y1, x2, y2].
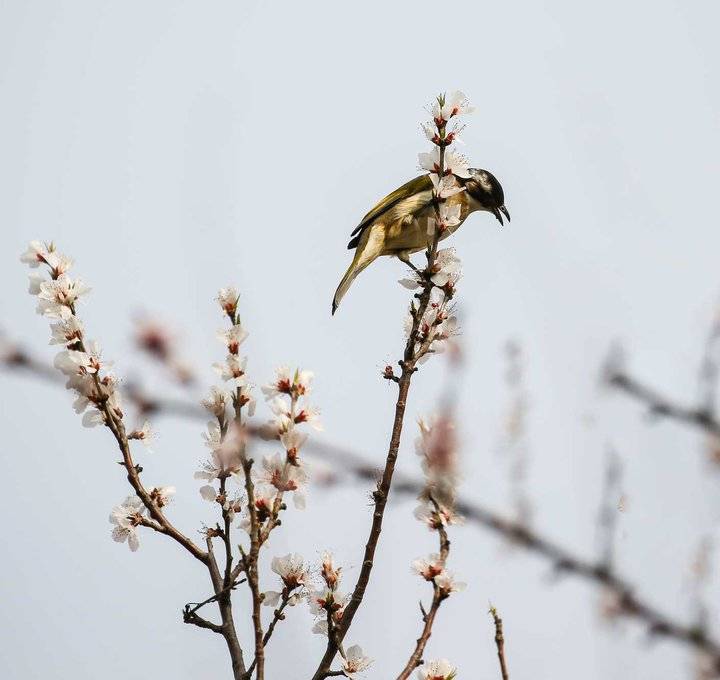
[310, 92, 470, 680]
[489, 605, 510, 680]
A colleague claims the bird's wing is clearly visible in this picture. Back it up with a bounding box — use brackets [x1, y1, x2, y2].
[347, 174, 433, 249]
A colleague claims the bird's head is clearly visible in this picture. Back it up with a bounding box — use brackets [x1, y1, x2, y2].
[463, 168, 510, 226]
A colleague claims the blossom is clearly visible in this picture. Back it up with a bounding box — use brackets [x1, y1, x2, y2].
[443, 150, 471, 179]
[199, 484, 218, 502]
[217, 324, 248, 355]
[412, 553, 445, 581]
[196, 422, 244, 483]
[431, 248, 462, 288]
[201, 421, 223, 452]
[438, 204, 462, 233]
[49, 317, 84, 346]
[256, 453, 308, 508]
[262, 366, 314, 400]
[236, 384, 256, 416]
[109, 495, 145, 552]
[414, 502, 463, 530]
[415, 414, 459, 481]
[430, 174, 465, 199]
[36, 274, 90, 319]
[417, 659, 458, 680]
[342, 645, 373, 678]
[432, 90, 474, 123]
[307, 587, 349, 635]
[28, 272, 45, 295]
[271, 552, 308, 589]
[213, 354, 248, 386]
[128, 420, 154, 449]
[20, 240, 53, 268]
[280, 429, 308, 462]
[238, 484, 277, 531]
[148, 485, 175, 508]
[320, 551, 342, 589]
[419, 148, 470, 179]
[435, 570, 466, 596]
[217, 287, 240, 318]
[267, 397, 322, 433]
[201, 386, 232, 418]
[82, 408, 105, 428]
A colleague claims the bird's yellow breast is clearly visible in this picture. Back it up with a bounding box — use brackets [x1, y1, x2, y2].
[380, 191, 473, 255]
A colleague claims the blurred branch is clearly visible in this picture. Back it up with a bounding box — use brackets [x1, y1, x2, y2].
[608, 368, 720, 437]
[5, 342, 720, 671]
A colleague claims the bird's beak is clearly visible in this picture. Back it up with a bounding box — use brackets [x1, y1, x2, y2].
[492, 207, 504, 226]
[500, 205, 511, 222]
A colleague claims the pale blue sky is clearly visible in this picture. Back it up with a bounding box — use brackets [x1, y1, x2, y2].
[2, 1, 720, 678]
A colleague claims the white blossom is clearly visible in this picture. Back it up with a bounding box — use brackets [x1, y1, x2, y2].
[431, 248, 462, 287]
[109, 495, 145, 552]
[262, 366, 314, 400]
[20, 240, 52, 268]
[213, 354, 248, 386]
[411, 553, 445, 581]
[434, 570, 466, 596]
[217, 324, 248, 355]
[236, 384, 257, 416]
[414, 502, 463, 530]
[417, 659, 458, 680]
[217, 287, 240, 317]
[342, 645, 373, 678]
[201, 421, 223, 452]
[432, 90, 474, 122]
[128, 420, 154, 450]
[280, 429, 308, 459]
[36, 274, 90, 319]
[201, 386, 232, 418]
[419, 148, 470, 179]
[430, 174, 465, 199]
[199, 484, 218, 502]
[256, 453, 308, 508]
[82, 408, 105, 428]
[148, 485, 175, 508]
[438, 204, 462, 232]
[49, 317, 84, 346]
[271, 552, 308, 589]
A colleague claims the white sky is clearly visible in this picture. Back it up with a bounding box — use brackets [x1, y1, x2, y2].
[2, 1, 720, 678]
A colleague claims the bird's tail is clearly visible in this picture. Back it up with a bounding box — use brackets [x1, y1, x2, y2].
[332, 263, 361, 315]
[333, 256, 378, 315]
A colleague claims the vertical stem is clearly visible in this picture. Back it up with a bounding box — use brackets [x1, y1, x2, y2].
[490, 606, 510, 680]
[207, 538, 247, 679]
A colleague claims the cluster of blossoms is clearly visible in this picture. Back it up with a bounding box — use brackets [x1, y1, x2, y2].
[413, 413, 463, 533]
[21, 241, 119, 427]
[195, 287, 318, 536]
[263, 552, 308, 607]
[399, 92, 475, 361]
[20, 241, 176, 552]
[305, 552, 372, 676]
[110, 487, 175, 551]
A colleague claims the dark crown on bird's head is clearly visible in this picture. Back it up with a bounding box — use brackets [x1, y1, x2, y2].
[463, 168, 510, 225]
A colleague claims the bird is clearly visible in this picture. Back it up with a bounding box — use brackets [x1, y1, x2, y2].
[331, 168, 509, 314]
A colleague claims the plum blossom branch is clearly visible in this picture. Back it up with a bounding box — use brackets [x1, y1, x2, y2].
[397, 415, 464, 679]
[311, 90, 471, 680]
[20, 240, 207, 562]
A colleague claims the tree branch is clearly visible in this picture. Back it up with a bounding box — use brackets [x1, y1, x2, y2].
[489, 605, 510, 680]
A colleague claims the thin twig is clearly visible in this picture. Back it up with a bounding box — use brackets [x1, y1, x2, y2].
[489, 605, 510, 680]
